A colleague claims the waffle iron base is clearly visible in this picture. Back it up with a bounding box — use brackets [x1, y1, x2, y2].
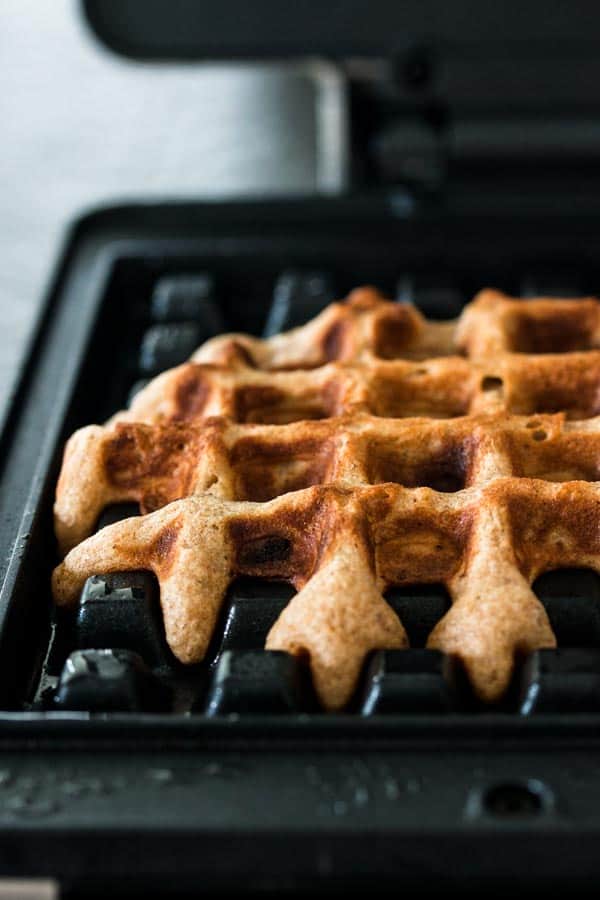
[3, 196, 600, 894]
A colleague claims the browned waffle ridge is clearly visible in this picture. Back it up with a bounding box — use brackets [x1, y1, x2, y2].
[52, 287, 600, 710]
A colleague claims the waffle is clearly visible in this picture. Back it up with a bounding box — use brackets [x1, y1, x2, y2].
[52, 287, 600, 710]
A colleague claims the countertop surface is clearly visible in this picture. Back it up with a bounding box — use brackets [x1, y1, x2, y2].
[0, 0, 345, 430]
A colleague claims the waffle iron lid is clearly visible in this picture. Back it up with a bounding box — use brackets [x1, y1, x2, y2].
[82, 0, 600, 61]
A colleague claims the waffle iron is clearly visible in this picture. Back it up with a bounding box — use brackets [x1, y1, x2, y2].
[3, 1, 600, 895]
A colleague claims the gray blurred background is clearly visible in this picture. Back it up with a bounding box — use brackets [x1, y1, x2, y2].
[0, 0, 346, 418]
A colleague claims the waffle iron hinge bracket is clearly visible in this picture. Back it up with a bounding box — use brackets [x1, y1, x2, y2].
[347, 44, 600, 197]
[367, 111, 600, 186]
[345, 50, 448, 192]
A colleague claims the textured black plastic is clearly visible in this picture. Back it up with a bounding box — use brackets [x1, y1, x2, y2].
[519, 648, 600, 715]
[204, 649, 312, 715]
[74, 571, 172, 668]
[533, 568, 600, 647]
[263, 270, 334, 336]
[396, 275, 465, 319]
[150, 273, 222, 328]
[54, 647, 171, 712]
[138, 322, 203, 375]
[359, 649, 461, 715]
[384, 585, 452, 648]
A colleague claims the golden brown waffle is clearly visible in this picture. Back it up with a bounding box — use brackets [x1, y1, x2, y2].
[52, 287, 600, 710]
[108, 287, 600, 429]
